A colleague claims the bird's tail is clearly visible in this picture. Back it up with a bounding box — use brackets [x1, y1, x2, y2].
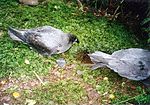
[8, 27, 26, 42]
[88, 51, 113, 70]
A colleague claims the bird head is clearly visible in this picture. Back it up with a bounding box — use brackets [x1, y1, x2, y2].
[68, 33, 79, 44]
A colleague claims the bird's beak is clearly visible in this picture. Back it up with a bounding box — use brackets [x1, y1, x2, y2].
[75, 38, 79, 43]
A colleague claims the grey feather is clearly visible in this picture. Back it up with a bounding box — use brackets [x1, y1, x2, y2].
[8, 27, 26, 42]
[8, 26, 78, 56]
[88, 48, 150, 82]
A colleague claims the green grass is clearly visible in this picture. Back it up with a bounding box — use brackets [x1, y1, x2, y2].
[0, 0, 149, 104]
[22, 80, 87, 104]
[0, 0, 141, 78]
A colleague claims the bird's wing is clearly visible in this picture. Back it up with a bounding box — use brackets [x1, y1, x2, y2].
[26, 26, 71, 54]
[108, 59, 150, 80]
[24, 32, 58, 56]
[29, 26, 65, 45]
[112, 48, 150, 60]
[29, 26, 63, 33]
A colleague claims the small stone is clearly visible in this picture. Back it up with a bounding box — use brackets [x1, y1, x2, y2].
[56, 58, 66, 67]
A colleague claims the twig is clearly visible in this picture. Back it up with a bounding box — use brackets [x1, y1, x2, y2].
[111, 0, 124, 21]
[76, 0, 84, 11]
[33, 71, 44, 85]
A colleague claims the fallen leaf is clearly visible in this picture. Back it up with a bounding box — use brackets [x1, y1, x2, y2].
[109, 94, 115, 99]
[13, 92, 20, 98]
[25, 99, 36, 105]
[25, 59, 30, 65]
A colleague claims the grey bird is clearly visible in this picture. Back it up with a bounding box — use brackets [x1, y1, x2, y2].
[88, 48, 150, 86]
[8, 26, 79, 56]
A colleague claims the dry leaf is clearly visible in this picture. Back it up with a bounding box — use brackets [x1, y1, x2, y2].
[13, 92, 20, 98]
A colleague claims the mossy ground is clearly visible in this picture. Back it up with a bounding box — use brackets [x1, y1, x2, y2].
[0, 0, 149, 104]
